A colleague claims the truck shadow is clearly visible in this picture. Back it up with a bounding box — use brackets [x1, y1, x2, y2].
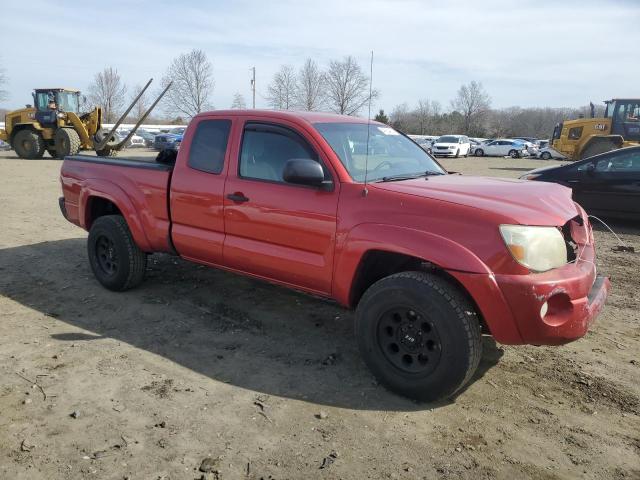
[0, 239, 502, 411]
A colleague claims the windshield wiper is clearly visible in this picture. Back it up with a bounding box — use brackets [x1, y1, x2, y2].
[378, 171, 444, 182]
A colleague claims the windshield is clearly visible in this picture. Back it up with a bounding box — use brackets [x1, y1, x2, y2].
[56, 92, 79, 113]
[437, 136, 459, 143]
[315, 122, 445, 182]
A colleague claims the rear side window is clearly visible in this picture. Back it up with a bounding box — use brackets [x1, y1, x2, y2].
[187, 120, 232, 174]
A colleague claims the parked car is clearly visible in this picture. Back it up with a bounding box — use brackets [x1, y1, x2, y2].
[408, 135, 437, 153]
[169, 127, 186, 135]
[513, 136, 538, 144]
[519, 140, 540, 157]
[119, 130, 146, 148]
[136, 129, 156, 147]
[59, 110, 610, 402]
[153, 133, 178, 150]
[537, 146, 566, 160]
[521, 146, 640, 220]
[431, 135, 471, 157]
[474, 139, 528, 158]
[469, 138, 487, 155]
[0, 139, 11, 151]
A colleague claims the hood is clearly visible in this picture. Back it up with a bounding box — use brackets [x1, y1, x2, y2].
[520, 164, 563, 176]
[372, 174, 578, 226]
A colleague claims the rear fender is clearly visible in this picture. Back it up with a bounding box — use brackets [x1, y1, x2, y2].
[78, 179, 152, 252]
[334, 223, 490, 306]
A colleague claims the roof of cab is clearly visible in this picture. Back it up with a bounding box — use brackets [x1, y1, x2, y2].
[195, 109, 380, 125]
[34, 88, 81, 93]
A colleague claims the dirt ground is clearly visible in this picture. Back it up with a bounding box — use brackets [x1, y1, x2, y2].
[0, 149, 638, 480]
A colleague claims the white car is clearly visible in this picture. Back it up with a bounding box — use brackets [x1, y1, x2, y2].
[118, 130, 146, 148]
[537, 146, 566, 160]
[431, 135, 471, 157]
[473, 139, 528, 158]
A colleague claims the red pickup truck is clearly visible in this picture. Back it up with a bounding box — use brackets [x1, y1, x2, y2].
[59, 110, 610, 401]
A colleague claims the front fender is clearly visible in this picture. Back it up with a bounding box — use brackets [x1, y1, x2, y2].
[333, 223, 490, 306]
[78, 178, 152, 252]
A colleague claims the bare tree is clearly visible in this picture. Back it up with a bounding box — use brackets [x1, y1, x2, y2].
[295, 58, 325, 111]
[325, 56, 378, 116]
[87, 67, 127, 123]
[231, 93, 247, 109]
[0, 59, 7, 103]
[266, 65, 297, 110]
[162, 49, 214, 118]
[451, 81, 491, 135]
[129, 84, 149, 122]
[390, 103, 412, 132]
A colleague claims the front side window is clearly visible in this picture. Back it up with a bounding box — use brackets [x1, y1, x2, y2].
[595, 151, 640, 172]
[56, 92, 79, 113]
[239, 124, 319, 182]
[568, 127, 583, 140]
[187, 119, 231, 174]
[315, 123, 445, 182]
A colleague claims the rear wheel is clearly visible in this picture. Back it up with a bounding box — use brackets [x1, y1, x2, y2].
[580, 140, 618, 160]
[509, 149, 519, 159]
[13, 129, 45, 159]
[54, 128, 81, 159]
[88, 215, 147, 291]
[355, 271, 482, 402]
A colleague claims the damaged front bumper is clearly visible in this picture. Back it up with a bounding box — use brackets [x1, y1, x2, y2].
[450, 213, 610, 346]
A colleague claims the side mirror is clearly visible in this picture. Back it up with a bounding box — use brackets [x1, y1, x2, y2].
[283, 158, 332, 190]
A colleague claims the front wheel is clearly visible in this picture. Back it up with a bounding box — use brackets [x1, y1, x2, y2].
[54, 128, 81, 159]
[475, 149, 484, 157]
[509, 149, 519, 159]
[541, 152, 552, 160]
[88, 215, 147, 291]
[355, 271, 482, 402]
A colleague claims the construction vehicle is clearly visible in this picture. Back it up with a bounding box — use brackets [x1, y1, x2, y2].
[551, 98, 640, 160]
[0, 79, 171, 159]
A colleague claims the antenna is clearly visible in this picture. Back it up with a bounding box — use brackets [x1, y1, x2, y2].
[363, 50, 374, 197]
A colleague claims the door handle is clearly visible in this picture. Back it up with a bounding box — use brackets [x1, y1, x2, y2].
[226, 192, 250, 203]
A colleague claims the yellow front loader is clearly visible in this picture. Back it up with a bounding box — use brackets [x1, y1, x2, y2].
[551, 98, 640, 160]
[0, 79, 171, 159]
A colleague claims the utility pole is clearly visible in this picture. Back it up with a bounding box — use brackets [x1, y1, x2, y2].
[250, 67, 256, 109]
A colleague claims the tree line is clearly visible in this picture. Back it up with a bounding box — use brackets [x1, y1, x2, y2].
[386, 81, 605, 139]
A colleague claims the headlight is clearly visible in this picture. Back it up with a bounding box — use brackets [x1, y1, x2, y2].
[520, 173, 541, 180]
[499, 225, 568, 272]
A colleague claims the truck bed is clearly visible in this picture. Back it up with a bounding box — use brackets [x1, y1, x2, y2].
[60, 154, 173, 253]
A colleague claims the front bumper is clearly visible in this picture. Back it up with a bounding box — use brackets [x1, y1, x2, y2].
[450, 242, 610, 345]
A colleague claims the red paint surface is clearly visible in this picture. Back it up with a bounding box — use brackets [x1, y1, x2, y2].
[60, 110, 610, 346]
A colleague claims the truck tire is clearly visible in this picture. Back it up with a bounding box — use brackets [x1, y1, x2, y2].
[87, 215, 147, 291]
[46, 148, 57, 158]
[355, 271, 482, 402]
[580, 139, 617, 160]
[54, 128, 81, 159]
[13, 129, 45, 159]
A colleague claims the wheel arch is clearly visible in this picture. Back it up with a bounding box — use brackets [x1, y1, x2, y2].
[9, 123, 42, 144]
[334, 224, 490, 308]
[79, 181, 152, 252]
[580, 134, 624, 155]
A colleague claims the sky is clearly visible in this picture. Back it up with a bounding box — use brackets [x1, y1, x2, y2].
[0, 0, 638, 115]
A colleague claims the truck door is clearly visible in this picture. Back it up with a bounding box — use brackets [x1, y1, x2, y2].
[222, 120, 339, 295]
[169, 117, 233, 265]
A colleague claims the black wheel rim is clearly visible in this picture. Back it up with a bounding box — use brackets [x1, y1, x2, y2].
[376, 307, 442, 375]
[95, 235, 118, 276]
